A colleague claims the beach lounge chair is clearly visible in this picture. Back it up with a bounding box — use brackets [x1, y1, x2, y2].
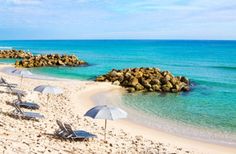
[0, 77, 17, 88]
[55, 120, 71, 139]
[63, 123, 97, 141]
[2, 78, 27, 97]
[10, 88, 27, 97]
[12, 103, 44, 120]
[14, 93, 40, 110]
[55, 120, 97, 141]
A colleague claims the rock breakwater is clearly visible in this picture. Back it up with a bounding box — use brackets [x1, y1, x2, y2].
[0, 49, 32, 58]
[15, 54, 87, 68]
[96, 68, 190, 93]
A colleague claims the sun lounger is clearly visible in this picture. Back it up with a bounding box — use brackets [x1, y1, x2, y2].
[55, 120, 97, 141]
[15, 93, 40, 110]
[0, 77, 26, 96]
[6, 84, 27, 97]
[0, 77, 17, 88]
[55, 120, 71, 139]
[12, 103, 44, 120]
[10, 89, 27, 97]
[64, 123, 97, 140]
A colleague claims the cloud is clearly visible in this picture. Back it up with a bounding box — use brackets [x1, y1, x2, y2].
[5, 0, 42, 5]
[0, 0, 236, 39]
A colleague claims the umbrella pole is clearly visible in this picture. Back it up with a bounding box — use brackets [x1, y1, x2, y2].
[47, 94, 50, 104]
[104, 119, 107, 141]
[20, 75, 23, 89]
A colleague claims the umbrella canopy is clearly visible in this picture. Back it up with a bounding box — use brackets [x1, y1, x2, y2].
[12, 69, 32, 76]
[84, 105, 127, 120]
[12, 69, 32, 88]
[84, 105, 127, 141]
[34, 85, 63, 94]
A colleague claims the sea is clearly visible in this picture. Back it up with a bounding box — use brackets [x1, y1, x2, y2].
[0, 40, 236, 145]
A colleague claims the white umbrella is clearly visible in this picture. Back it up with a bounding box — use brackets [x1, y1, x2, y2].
[34, 85, 63, 103]
[84, 105, 127, 141]
[34, 85, 63, 94]
[12, 69, 32, 88]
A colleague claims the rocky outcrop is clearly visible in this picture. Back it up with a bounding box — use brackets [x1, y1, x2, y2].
[0, 49, 87, 68]
[15, 54, 87, 68]
[0, 49, 32, 58]
[96, 68, 190, 93]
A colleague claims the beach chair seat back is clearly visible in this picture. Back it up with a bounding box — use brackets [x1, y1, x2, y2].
[17, 102, 40, 110]
[55, 120, 71, 138]
[24, 112, 45, 119]
[11, 89, 27, 97]
[64, 123, 77, 137]
[73, 130, 97, 139]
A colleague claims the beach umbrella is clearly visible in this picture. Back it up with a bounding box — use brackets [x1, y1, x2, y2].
[12, 69, 32, 88]
[34, 85, 63, 94]
[34, 85, 63, 102]
[84, 105, 127, 141]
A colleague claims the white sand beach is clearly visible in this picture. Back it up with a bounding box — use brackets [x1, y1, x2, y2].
[0, 64, 235, 154]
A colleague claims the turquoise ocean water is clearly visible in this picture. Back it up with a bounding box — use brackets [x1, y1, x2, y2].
[0, 40, 236, 144]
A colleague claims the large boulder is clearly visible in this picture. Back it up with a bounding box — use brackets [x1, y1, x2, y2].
[129, 77, 139, 86]
[135, 83, 145, 91]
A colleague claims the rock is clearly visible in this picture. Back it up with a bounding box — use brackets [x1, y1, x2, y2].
[15, 60, 20, 67]
[95, 67, 190, 93]
[162, 85, 171, 92]
[96, 76, 106, 81]
[118, 75, 124, 82]
[113, 80, 120, 86]
[143, 82, 152, 89]
[160, 78, 168, 85]
[58, 60, 65, 65]
[135, 71, 143, 78]
[180, 76, 189, 85]
[135, 83, 144, 91]
[152, 84, 161, 91]
[130, 77, 139, 86]
[182, 85, 190, 91]
[170, 77, 178, 85]
[150, 79, 161, 85]
[125, 72, 132, 79]
[166, 82, 173, 89]
[172, 84, 181, 92]
[165, 74, 172, 81]
[127, 87, 136, 93]
[110, 71, 118, 77]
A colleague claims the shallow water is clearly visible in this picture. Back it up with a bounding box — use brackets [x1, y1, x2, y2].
[0, 40, 236, 144]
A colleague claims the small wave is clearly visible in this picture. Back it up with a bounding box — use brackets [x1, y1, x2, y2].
[192, 79, 236, 94]
[210, 66, 236, 70]
[0, 46, 13, 49]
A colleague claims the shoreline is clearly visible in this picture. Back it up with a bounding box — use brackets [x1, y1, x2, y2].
[91, 89, 236, 147]
[79, 86, 236, 154]
[0, 64, 236, 154]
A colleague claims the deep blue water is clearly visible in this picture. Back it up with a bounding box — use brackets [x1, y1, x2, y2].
[0, 40, 236, 142]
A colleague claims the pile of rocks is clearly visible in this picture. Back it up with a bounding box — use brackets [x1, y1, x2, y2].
[0, 49, 32, 58]
[96, 68, 190, 93]
[15, 54, 87, 68]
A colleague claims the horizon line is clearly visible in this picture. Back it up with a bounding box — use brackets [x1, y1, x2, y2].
[0, 39, 236, 41]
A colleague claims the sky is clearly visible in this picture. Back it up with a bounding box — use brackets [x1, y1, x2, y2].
[0, 0, 236, 40]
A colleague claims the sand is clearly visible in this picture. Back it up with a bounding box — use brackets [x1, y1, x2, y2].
[0, 64, 235, 154]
